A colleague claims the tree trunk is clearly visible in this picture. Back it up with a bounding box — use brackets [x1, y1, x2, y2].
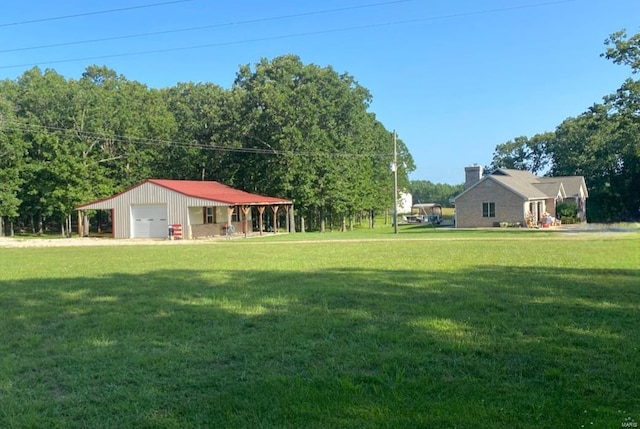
[0, 216, 4, 237]
[84, 214, 90, 237]
[300, 216, 305, 233]
[9, 219, 14, 237]
[341, 216, 346, 232]
[288, 207, 295, 233]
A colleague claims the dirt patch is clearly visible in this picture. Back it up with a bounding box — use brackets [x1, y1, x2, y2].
[0, 236, 212, 248]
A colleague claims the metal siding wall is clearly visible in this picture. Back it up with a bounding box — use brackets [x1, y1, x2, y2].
[80, 182, 234, 239]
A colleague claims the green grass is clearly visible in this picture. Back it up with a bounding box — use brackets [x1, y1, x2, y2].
[259, 222, 562, 241]
[0, 232, 638, 428]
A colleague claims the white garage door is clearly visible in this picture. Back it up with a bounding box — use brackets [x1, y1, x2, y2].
[131, 205, 168, 238]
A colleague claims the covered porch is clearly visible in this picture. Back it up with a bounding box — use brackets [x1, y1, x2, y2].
[189, 203, 293, 239]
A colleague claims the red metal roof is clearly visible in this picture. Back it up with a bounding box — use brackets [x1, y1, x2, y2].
[148, 179, 291, 205]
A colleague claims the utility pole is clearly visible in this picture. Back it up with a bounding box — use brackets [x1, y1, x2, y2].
[393, 130, 398, 234]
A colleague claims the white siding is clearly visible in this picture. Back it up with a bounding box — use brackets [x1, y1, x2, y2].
[398, 192, 413, 214]
[78, 182, 230, 239]
[189, 207, 203, 226]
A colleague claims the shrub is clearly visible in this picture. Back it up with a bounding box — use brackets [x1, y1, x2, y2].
[557, 201, 578, 219]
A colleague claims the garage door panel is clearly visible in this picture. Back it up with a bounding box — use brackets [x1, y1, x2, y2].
[132, 205, 168, 238]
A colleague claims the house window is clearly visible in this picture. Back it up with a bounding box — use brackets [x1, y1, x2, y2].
[231, 207, 240, 222]
[482, 202, 496, 218]
[204, 207, 216, 224]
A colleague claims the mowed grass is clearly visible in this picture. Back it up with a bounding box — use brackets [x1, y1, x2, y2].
[0, 231, 638, 428]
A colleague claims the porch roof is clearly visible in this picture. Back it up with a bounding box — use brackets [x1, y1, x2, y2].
[149, 179, 291, 205]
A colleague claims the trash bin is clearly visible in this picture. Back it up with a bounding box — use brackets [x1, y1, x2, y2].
[168, 226, 174, 239]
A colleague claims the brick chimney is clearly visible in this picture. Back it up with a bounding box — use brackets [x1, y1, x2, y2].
[464, 165, 483, 189]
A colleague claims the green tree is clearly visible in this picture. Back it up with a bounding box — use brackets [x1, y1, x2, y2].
[550, 30, 640, 221]
[160, 82, 238, 180]
[409, 180, 464, 207]
[602, 30, 640, 219]
[603, 29, 640, 71]
[488, 30, 640, 222]
[13, 67, 70, 233]
[230, 55, 413, 230]
[487, 132, 553, 175]
[0, 79, 27, 235]
[5, 60, 414, 232]
[77, 66, 176, 188]
[12, 66, 177, 234]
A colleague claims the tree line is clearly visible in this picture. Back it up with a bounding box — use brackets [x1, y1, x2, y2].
[0, 55, 415, 235]
[3, 32, 636, 236]
[487, 30, 640, 222]
[408, 181, 464, 208]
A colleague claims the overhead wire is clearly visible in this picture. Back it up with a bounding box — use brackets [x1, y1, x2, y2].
[2, 119, 395, 159]
[0, 0, 195, 28]
[0, 0, 414, 54]
[0, 0, 577, 70]
[0, 0, 575, 159]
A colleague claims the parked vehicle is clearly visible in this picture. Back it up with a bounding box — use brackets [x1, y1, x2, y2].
[404, 203, 443, 224]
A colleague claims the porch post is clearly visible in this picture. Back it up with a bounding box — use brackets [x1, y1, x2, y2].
[240, 206, 250, 237]
[227, 206, 235, 236]
[111, 209, 115, 238]
[271, 205, 280, 234]
[257, 206, 265, 236]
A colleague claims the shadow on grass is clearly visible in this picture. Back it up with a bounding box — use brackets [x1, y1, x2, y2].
[1, 265, 638, 428]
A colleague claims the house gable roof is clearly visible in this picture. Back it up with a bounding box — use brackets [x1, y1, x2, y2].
[454, 168, 585, 202]
[490, 169, 550, 199]
[540, 176, 588, 198]
[76, 179, 291, 209]
[532, 181, 566, 199]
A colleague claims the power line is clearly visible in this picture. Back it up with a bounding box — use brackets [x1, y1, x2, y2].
[0, 0, 194, 28]
[0, 0, 414, 54]
[0, 0, 578, 71]
[3, 120, 394, 159]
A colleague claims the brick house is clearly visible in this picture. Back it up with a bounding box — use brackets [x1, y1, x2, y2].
[454, 166, 588, 228]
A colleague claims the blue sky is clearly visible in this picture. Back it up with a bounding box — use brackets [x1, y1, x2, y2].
[1, 0, 638, 184]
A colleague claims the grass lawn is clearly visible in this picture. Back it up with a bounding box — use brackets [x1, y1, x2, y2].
[0, 230, 638, 428]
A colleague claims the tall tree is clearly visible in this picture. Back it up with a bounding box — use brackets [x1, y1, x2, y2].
[550, 29, 640, 221]
[487, 132, 553, 175]
[12, 65, 177, 234]
[488, 30, 640, 222]
[4, 60, 415, 232]
[231, 55, 413, 229]
[77, 66, 176, 188]
[602, 30, 640, 219]
[409, 180, 464, 207]
[14, 67, 71, 233]
[0, 79, 26, 235]
[160, 81, 238, 180]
